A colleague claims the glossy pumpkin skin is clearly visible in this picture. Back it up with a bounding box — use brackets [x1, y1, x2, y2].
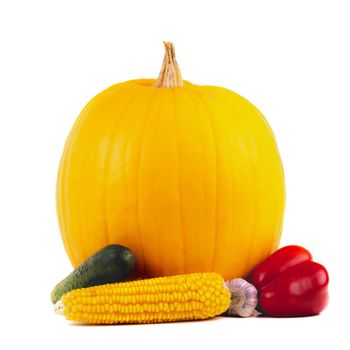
[57, 79, 285, 279]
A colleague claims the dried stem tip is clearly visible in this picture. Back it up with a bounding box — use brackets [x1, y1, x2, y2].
[155, 42, 184, 88]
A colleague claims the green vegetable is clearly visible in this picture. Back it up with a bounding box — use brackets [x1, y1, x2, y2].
[51, 244, 135, 304]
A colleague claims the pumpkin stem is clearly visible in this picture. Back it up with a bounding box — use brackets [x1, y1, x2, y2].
[155, 42, 184, 88]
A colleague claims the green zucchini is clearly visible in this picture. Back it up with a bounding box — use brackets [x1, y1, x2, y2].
[51, 244, 135, 304]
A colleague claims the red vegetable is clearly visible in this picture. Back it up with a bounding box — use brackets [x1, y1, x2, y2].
[250, 245, 329, 317]
[251, 245, 312, 289]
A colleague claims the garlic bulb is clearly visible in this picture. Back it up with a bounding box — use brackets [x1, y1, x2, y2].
[224, 278, 258, 317]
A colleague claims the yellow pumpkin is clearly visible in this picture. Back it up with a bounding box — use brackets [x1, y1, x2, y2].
[57, 42, 285, 279]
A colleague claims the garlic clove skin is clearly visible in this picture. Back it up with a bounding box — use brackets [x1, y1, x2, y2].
[224, 278, 258, 317]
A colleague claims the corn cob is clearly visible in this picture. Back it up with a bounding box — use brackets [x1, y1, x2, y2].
[54, 272, 231, 324]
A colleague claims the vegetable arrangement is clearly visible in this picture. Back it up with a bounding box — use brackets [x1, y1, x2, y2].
[53, 245, 329, 323]
[52, 43, 329, 324]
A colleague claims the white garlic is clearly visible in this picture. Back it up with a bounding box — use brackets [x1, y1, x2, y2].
[224, 278, 258, 317]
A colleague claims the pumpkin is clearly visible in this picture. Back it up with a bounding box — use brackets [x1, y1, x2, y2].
[56, 42, 285, 279]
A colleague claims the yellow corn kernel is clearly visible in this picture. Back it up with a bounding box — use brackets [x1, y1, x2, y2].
[55, 272, 230, 324]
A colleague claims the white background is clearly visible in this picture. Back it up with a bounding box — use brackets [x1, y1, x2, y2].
[0, 0, 349, 349]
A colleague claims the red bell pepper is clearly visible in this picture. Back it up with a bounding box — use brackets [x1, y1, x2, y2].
[250, 245, 329, 317]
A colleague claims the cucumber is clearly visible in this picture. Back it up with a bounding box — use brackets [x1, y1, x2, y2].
[51, 244, 135, 304]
